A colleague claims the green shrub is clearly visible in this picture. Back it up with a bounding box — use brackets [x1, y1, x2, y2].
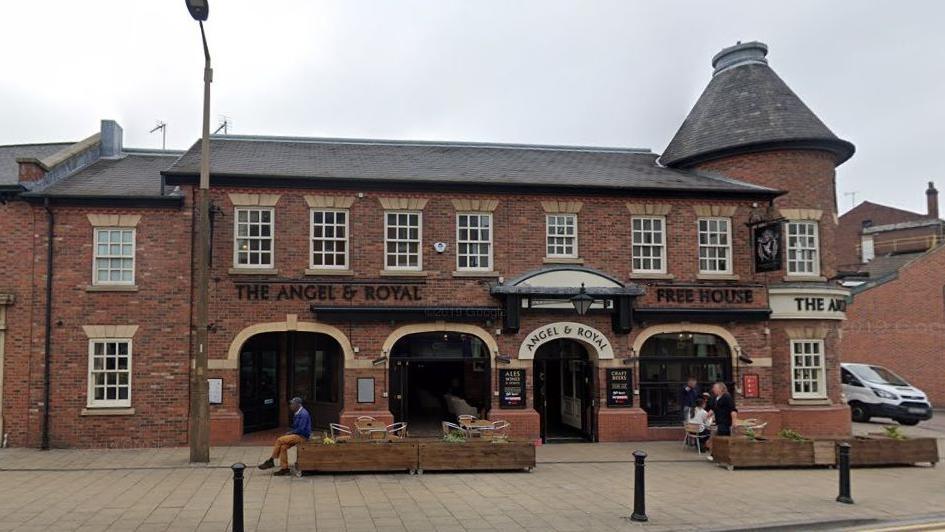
[883, 425, 907, 440]
[778, 428, 809, 442]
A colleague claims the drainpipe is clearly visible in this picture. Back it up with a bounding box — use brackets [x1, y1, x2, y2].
[41, 198, 54, 450]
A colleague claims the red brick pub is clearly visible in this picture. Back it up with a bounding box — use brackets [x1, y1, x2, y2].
[0, 42, 854, 448]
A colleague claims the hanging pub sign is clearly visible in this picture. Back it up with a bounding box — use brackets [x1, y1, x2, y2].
[753, 221, 783, 273]
[499, 369, 526, 408]
[606, 368, 632, 407]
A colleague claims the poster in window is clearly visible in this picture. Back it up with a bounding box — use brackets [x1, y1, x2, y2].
[753, 221, 783, 273]
[606, 369, 632, 407]
[499, 369, 526, 408]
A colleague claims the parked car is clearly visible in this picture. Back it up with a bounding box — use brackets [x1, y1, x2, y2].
[841, 363, 933, 425]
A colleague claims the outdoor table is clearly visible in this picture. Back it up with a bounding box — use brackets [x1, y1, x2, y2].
[355, 421, 388, 440]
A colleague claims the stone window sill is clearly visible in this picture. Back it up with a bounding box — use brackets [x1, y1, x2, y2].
[543, 257, 584, 264]
[783, 275, 828, 282]
[81, 407, 135, 416]
[629, 272, 675, 280]
[304, 268, 353, 276]
[86, 285, 139, 293]
[787, 398, 832, 406]
[696, 273, 740, 281]
[379, 270, 429, 278]
[228, 268, 279, 276]
[452, 271, 501, 278]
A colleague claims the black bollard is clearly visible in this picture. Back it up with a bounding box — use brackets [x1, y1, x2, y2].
[836, 442, 854, 504]
[232, 463, 246, 532]
[630, 450, 648, 522]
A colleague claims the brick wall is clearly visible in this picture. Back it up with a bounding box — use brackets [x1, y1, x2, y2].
[837, 202, 928, 270]
[841, 246, 945, 405]
[1, 200, 193, 448]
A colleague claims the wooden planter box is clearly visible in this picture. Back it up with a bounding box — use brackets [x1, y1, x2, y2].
[845, 436, 939, 467]
[418, 440, 535, 472]
[711, 436, 830, 469]
[296, 441, 419, 473]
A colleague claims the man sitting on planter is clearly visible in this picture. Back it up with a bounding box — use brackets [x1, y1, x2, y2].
[258, 397, 312, 476]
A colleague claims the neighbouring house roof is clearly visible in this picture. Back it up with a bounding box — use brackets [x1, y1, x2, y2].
[0, 142, 75, 185]
[23, 150, 183, 199]
[661, 42, 853, 168]
[848, 247, 944, 295]
[836, 201, 934, 270]
[161, 136, 780, 197]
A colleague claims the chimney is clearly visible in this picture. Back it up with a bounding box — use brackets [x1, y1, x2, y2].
[711, 41, 768, 76]
[927, 181, 939, 219]
[100, 119, 123, 158]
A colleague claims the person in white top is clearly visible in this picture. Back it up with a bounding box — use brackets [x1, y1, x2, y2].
[687, 397, 713, 449]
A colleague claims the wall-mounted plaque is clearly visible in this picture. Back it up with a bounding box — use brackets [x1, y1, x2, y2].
[743, 374, 760, 398]
[357, 378, 375, 403]
[606, 368, 632, 407]
[499, 369, 526, 408]
[208, 378, 223, 405]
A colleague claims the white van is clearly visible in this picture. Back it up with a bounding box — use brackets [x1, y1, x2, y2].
[841, 363, 933, 425]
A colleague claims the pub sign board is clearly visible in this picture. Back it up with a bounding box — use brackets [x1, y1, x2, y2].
[753, 221, 783, 273]
[606, 368, 632, 408]
[499, 369, 526, 408]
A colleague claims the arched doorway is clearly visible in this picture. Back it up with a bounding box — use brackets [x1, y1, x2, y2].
[388, 331, 491, 436]
[534, 339, 594, 442]
[638, 332, 733, 426]
[239, 331, 343, 433]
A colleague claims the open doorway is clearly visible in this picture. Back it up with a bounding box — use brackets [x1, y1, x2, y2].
[534, 339, 595, 442]
[389, 332, 490, 437]
[239, 331, 343, 435]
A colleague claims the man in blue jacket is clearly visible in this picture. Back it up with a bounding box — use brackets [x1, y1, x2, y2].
[259, 397, 312, 476]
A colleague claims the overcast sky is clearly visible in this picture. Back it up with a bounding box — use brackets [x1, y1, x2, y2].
[1, 1, 942, 213]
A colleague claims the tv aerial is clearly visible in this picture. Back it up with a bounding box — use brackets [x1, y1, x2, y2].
[149, 121, 167, 150]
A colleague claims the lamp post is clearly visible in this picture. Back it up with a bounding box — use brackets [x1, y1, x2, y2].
[186, 0, 211, 463]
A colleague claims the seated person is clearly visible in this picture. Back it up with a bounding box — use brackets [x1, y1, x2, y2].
[258, 397, 311, 476]
[688, 397, 713, 447]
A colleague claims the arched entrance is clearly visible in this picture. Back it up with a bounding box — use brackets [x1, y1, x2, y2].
[239, 331, 343, 433]
[638, 331, 733, 426]
[534, 339, 594, 442]
[388, 331, 491, 436]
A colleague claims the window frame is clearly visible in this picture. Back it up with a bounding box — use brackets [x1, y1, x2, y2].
[384, 210, 423, 271]
[87, 338, 133, 408]
[790, 339, 827, 400]
[545, 213, 578, 259]
[92, 227, 136, 286]
[232, 206, 275, 269]
[309, 208, 349, 270]
[456, 212, 493, 271]
[786, 220, 821, 277]
[697, 217, 733, 274]
[631, 215, 667, 274]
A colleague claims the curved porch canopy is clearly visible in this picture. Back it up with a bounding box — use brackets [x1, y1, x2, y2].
[490, 266, 643, 334]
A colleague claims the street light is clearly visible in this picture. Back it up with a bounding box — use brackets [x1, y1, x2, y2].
[186, 0, 212, 464]
[570, 283, 594, 316]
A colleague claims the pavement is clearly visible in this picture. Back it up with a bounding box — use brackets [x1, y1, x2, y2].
[0, 417, 942, 532]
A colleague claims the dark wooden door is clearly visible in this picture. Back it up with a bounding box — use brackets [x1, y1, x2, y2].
[240, 349, 279, 433]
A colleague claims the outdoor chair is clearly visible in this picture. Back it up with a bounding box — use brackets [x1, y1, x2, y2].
[683, 423, 710, 454]
[385, 422, 408, 440]
[329, 423, 352, 443]
[478, 420, 511, 441]
[458, 414, 477, 425]
[441, 421, 468, 439]
[357, 415, 376, 422]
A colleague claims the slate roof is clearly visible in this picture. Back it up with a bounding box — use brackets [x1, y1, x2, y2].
[162, 136, 779, 196]
[29, 150, 183, 198]
[661, 54, 854, 168]
[0, 142, 75, 186]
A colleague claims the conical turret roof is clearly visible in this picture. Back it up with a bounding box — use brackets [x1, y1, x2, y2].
[661, 41, 854, 168]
